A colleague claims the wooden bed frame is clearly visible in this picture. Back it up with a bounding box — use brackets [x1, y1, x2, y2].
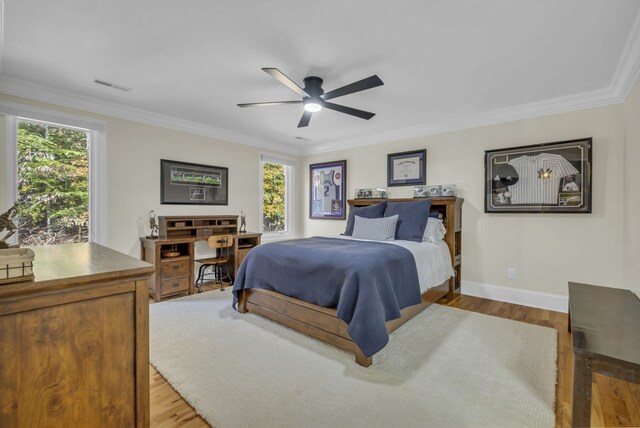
[237, 197, 463, 367]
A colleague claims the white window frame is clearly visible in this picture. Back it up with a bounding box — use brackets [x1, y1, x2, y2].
[1, 101, 107, 245]
[259, 153, 294, 241]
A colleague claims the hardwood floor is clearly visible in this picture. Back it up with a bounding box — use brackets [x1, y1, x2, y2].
[149, 291, 640, 427]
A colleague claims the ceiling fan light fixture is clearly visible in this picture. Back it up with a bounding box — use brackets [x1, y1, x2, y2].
[240, 68, 384, 127]
[304, 102, 322, 112]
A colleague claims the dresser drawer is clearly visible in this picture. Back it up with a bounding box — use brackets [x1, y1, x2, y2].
[237, 248, 252, 268]
[160, 259, 190, 278]
[160, 277, 190, 296]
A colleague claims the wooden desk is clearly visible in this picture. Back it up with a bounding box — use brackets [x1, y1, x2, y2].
[140, 232, 261, 302]
[568, 282, 640, 427]
[0, 243, 154, 427]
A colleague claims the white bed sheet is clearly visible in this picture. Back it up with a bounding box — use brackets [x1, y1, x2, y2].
[326, 236, 455, 293]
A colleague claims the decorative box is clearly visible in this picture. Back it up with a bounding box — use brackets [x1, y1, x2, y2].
[415, 185, 442, 197]
[414, 186, 427, 197]
[414, 185, 457, 197]
[0, 248, 35, 285]
[355, 188, 388, 199]
[441, 184, 457, 197]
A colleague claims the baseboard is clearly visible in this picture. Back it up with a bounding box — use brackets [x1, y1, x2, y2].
[461, 280, 568, 313]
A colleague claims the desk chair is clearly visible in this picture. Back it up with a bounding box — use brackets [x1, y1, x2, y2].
[195, 234, 233, 293]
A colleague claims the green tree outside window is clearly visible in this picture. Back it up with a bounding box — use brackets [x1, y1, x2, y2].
[262, 162, 286, 232]
[16, 121, 89, 246]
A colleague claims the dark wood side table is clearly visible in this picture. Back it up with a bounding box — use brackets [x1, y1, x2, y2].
[568, 282, 640, 427]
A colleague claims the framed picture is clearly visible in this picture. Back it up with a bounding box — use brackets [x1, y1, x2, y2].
[484, 138, 592, 213]
[161, 159, 228, 205]
[387, 149, 426, 186]
[309, 160, 347, 220]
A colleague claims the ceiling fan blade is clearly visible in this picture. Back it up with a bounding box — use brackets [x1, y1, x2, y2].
[321, 75, 384, 101]
[298, 111, 312, 128]
[262, 68, 309, 97]
[237, 101, 302, 107]
[321, 101, 376, 120]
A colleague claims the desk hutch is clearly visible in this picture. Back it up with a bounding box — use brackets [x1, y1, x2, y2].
[140, 215, 261, 301]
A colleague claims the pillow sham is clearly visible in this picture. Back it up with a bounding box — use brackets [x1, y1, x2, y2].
[384, 199, 432, 242]
[343, 201, 387, 236]
[423, 217, 446, 242]
[351, 214, 398, 241]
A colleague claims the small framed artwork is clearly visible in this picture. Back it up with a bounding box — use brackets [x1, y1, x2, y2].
[309, 160, 347, 220]
[484, 138, 592, 213]
[161, 159, 228, 205]
[387, 149, 426, 186]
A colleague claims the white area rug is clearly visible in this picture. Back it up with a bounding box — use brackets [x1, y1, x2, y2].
[150, 292, 557, 428]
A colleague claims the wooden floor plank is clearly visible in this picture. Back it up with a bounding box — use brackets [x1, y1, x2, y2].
[149, 291, 640, 427]
[150, 365, 209, 428]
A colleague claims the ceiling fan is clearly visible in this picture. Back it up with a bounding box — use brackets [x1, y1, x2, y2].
[238, 68, 384, 128]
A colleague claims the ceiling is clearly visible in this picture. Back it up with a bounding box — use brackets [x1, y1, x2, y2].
[1, 0, 640, 155]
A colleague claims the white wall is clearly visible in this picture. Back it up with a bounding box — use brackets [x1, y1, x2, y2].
[301, 92, 637, 298]
[0, 116, 6, 214]
[2, 81, 637, 300]
[0, 94, 302, 258]
[623, 81, 640, 296]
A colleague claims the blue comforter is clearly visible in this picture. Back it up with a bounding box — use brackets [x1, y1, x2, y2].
[232, 237, 422, 357]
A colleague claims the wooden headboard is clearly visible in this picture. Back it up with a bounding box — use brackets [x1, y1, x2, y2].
[347, 197, 463, 296]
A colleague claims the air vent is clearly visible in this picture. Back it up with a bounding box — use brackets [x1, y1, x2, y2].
[93, 78, 131, 92]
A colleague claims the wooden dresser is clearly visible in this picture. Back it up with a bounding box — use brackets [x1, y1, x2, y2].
[0, 243, 154, 427]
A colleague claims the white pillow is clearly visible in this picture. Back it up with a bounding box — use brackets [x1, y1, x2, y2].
[422, 218, 446, 242]
[352, 214, 398, 241]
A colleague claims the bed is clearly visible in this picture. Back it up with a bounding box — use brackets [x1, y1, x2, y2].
[233, 197, 463, 366]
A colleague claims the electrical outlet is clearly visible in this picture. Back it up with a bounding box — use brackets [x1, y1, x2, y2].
[507, 268, 517, 280]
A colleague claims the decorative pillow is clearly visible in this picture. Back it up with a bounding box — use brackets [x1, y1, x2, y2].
[343, 202, 387, 236]
[352, 215, 398, 241]
[383, 199, 432, 242]
[423, 217, 446, 242]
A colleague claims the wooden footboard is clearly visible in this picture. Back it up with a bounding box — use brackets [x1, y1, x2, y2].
[237, 279, 450, 367]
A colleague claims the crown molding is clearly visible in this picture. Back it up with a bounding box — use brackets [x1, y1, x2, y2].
[610, 8, 640, 102]
[0, 75, 304, 156]
[304, 11, 640, 156]
[304, 86, 620, 155]
[1, 7, 639, 159]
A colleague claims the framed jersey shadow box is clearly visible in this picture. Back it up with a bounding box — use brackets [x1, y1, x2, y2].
[485, 138, 592, 213]
[309, 160, 347, 220]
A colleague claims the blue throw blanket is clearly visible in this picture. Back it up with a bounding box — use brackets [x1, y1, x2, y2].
[232, 237, 422, 357]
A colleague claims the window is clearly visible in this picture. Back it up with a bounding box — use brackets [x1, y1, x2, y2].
[260, 154, 294, 236]
[16, 120, 90, 245]
[2, 101, 107, 245]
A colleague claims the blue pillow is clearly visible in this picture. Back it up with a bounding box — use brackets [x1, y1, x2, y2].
[343, 202, 387, 236]
[384, 199, 432, 242]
